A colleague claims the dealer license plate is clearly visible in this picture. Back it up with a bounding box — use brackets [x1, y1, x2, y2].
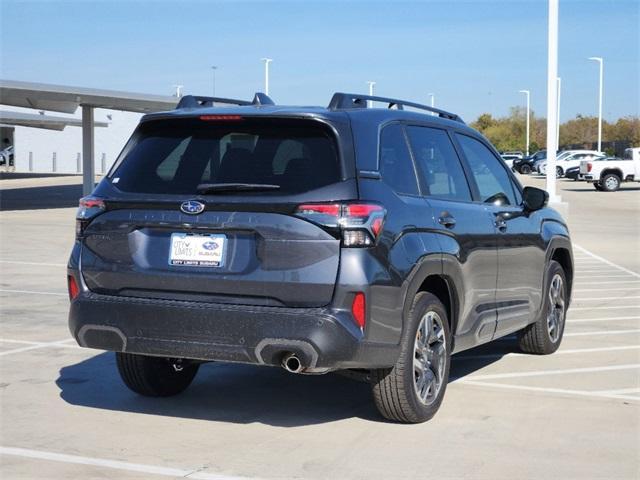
[169, 233, 226, 267]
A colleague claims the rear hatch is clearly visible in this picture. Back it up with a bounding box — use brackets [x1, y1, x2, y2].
[80, 115, 356, 308]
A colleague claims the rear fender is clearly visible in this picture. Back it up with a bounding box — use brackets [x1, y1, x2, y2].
[398, 232, 443, 339]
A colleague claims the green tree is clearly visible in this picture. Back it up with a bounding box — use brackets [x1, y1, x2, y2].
[470, 109, 639, 151]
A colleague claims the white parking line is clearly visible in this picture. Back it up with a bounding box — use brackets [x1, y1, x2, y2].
[571, 296, 640, 301]
[465, 363, 640, 381]
[575, 275, 636, 279]
[455, 344, 640, 361]
[0, 446, 248, 480]
[457, 380, 640, 402]
[569, 305, 640, 311]
[569, 316, 640, 323]
[0, 338, 78, 348]
[0, 288, 67, 297]
[0, 260, 66, 267]
[573, 244, 640, 278]
[594, 387, 640, 395]
[573, 286, 640, 292]
[0, 339, 78, 356]
[576, 268, 628, 272]
[564, 329, 640, 337]
[573, 280, 640, 285]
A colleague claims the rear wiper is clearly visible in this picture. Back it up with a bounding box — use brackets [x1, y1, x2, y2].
[196, 183, 281, 194]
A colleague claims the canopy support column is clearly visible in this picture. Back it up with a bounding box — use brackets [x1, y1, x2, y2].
[82, 105, 95, 196]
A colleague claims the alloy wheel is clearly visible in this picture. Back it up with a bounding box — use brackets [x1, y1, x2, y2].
[413, 311, 447, 405]
[547, 273, 565, 343]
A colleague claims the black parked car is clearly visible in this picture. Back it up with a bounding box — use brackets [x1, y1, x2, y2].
[68, 92, 573, 423]
[513, 150, 547, 174]
[565, 166, 581, 181]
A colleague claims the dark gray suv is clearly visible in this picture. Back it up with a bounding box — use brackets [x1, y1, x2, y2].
[67, 92, 573, 423]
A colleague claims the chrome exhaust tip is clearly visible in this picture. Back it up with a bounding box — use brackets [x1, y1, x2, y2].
[282, 353, 303, 374]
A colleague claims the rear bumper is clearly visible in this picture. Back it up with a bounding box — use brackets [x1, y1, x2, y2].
[68, 292, 398, 372]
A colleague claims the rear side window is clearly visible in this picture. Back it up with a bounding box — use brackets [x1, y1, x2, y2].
[379, 124, 419, 195]
[455, 133, 517, 205]
[406, 126, 472, 202]
[110, 118, 341, 195]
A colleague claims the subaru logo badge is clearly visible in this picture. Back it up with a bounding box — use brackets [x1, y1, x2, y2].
[180, 200, 205, 215]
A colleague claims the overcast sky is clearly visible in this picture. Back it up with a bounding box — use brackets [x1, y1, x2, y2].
[1, 0, 638, 122]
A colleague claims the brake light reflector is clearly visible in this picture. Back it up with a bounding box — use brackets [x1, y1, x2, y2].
[294, 202, 386, 247]
[587, 162, 593, 172]
[67, 275, 80, 300]
[296, 203, 341, 217]
[76, 196, 106, 238]
[344, 204, 382, 217]
[352, 292, 366, 330]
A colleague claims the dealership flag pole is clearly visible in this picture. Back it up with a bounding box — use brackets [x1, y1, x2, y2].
[588, 57, 603, 152]
[366, 81, 376, 108]
[556, 77, 561, 148]
[545, 0, 559, 202]
[261, 58, 272, 96]
[519, 90, 530, 156]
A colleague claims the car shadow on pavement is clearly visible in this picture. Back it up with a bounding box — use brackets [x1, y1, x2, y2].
[56, 352, 381, 426]
[562, 187, 640, 192]
[56, 342, 510, 426]
[0, 183, 82, 210]
[449, 336, 519, 381]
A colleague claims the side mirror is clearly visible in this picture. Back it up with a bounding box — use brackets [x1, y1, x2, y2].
[522, 186, 548, 212]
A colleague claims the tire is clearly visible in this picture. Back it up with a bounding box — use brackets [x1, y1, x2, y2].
[601, 173, 621, 192]
[518, 260, 567, 355]
[116, 352, 199, 397]
[519, 164, 531, 174]
[556, 166, 563, 178]
[594, 183, 604, 191]
[371, 292, 451, 423]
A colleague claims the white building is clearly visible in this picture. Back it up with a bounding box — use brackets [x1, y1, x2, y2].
[1, 106, 142, 174]
[0, 80, 177, 193]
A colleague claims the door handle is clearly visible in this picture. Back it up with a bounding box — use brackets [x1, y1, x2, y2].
[438, 215, 456, 229]
[495, 219, 507, 232]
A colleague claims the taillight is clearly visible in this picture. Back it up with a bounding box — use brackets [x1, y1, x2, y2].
[294, 202, 385, 247]
[587, 162, 593, 172]
[76, 196, 105, 238]
[67, 275, 80, 300]
[351, 292, 366, 330]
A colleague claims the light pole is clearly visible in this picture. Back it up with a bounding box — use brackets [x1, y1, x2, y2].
[428, 93, 435, 115]
[545, 0, 559, 201]
[211, 66, 217, 96]
[588, 56, 603, 152]
[556, 77, 561, 148]
[366, 81, 376, 107]
[519, 90, 530, 156]
[261, 58, 273, 95]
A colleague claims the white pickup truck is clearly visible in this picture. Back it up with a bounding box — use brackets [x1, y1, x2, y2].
[580, 147, 640, 191]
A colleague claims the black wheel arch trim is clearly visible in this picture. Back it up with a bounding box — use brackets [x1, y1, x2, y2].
[398, 252, 461, 352]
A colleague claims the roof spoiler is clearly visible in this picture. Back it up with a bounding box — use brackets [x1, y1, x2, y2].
[176, 92, 275, 109]
[327, 92, 464, 123]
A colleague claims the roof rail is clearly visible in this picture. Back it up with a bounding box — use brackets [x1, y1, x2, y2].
[176, 92, 275, 109]
[327, 92, 464, 123]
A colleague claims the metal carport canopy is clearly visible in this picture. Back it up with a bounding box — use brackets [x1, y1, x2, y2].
[0, 111, 108, 131]
[0, 79, 177, 194]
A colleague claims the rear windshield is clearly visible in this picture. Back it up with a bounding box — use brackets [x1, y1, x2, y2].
[109, 118, 341, 195]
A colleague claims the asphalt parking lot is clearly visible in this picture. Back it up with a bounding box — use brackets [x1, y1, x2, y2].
[1, 174, 638, 480]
